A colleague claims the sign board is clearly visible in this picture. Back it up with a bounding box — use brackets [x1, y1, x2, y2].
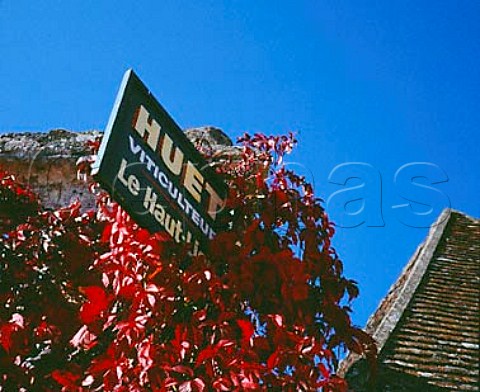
[92, 70, 227, 255]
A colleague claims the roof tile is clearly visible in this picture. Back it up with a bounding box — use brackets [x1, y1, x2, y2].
[341, 210, 480, 391]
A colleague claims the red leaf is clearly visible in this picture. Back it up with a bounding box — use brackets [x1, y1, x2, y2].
[179, 378, 205, 392]
[255, 172, 264, 188]
[267, 350, 279, 370]
[136, 228, 151, 242]
[70, 325, 97, 350]
[100, 223, 113, 243]
[0, 313, 25, 353]
[171, 365, 194, 377]
[118, 282, 137, 300]
[51, 370, 80, 388]
[195, 345, 217, 367]
[236, 319, 255, 345]
[318, 363, 330, 379]
[0, 323, 16, 353]
[271, 314, 283, 327]
[82, 286, 108, 303]
[79, 286, 109, 325]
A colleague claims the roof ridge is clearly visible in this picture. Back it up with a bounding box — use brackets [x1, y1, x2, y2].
[364, 208, 452, 350]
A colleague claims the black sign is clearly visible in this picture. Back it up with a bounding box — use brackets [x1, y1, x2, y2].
[92, 70, 227, 255]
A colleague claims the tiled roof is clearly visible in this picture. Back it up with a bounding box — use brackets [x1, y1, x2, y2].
[340, 209, 480, 391]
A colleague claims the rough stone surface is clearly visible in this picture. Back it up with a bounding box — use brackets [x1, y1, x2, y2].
[0, 129, 100, 210]
[185, 126, 242, 163]
[0, 127, 233, 210]
[184, 126, 233, 150]
[0, 129, 101, 158]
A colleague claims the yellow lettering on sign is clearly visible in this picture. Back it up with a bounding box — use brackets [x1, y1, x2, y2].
[183, 161, 204, 203]
[205, 183, 224, 220]
[133, 105, 161, 151]
[161, 133, 184, 175]
[131, 105, 228, 223]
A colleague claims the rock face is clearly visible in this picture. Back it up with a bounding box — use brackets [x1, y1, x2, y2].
[0, 128, 233, 211]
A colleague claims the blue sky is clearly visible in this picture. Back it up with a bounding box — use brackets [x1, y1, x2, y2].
[1, 1, 479, 326]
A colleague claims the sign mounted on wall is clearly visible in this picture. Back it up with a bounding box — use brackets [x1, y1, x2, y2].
[92, 69, 227, 255]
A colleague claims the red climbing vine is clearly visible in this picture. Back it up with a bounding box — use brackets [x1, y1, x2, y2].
[0, 132, 375, 391]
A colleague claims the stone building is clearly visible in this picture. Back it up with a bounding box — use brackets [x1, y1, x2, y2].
[340, 209, 480, 391]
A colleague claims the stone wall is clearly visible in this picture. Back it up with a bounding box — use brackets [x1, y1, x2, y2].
[0, 129, 100, 210]
[0, 127, 233, 211]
